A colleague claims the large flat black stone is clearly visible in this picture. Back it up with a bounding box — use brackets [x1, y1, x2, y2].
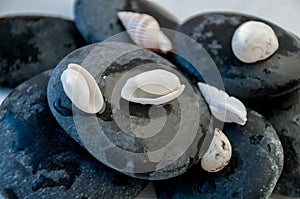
[0, 70, 146, 199]
[154, 110, 284, 199]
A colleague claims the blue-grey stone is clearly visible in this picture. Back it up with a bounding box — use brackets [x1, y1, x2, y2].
[249, 88, 300, 197]
[47, 42, 212, 180]
[74, 0, 179, 43]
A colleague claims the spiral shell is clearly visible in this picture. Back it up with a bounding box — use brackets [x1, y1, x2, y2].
[231, 21, 279, 63]
[118, 11, 172, 53]
[198, 82, 247, 125]
[121, 69, 185, 105]
[61, 63, 104, 114]
[201, 128, 232, 172]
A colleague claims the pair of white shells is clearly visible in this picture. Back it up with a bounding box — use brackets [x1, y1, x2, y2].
[232, 21, 279, 63]
[61, 63, 104, 114]
[118, 11, 172, 53]
[121, 69, 185, 105]
[201, 128, 232, 172]
[198, 82, 247, 125]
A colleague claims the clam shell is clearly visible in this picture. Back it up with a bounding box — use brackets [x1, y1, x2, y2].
[121, 69, 185, 105]
[201, 128, 232, 172]
[231, 21, 279, 63]
[61, 63, 104, 113]
[118, 11, 172, 53]
[198, 82, 247, 125]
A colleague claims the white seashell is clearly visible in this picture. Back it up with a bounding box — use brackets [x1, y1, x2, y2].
[197, 82, 247, 125]
[118, 11, 172, 53]
[121, 69, 185, 105]
[201, 128, 232, 172]
[231, 21, 279, 63]
[61, 63, 104, 114]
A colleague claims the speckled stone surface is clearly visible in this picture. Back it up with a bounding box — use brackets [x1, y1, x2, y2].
[74, 0, 179, 43]
[249, 89, 300, 197]
[174, 12, 300, 100]
[47, 42, 213, 180]
[0, 70, 146, 199]
[0, 16, 86, 87]
[154, 110, 284, 199]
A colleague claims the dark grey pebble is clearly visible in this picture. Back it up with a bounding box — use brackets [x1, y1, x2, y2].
[249, 89, 300, 197]
[47, 42, 213, 180]
[0, 16, 86, 87]
[154, 110, 284, 199]
[74, 0, 180, 43]
[173, 12, 300, 100]
[0, 70, 146, 199]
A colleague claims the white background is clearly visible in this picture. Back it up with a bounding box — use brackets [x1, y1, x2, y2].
[0, 1, 299, 198]
[0, 0, 300, 35]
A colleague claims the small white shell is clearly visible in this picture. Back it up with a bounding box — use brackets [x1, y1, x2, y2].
[201, 128, 232, 172]
[118, 11, 172, 53]
[121, 69, 185, 105]
[61, 63, 104, 114]
[198, 82, 247, 125]
[232, 21, 279, 63]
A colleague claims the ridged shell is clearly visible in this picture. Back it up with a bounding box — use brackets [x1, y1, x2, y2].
[231, 21, 279, 63]
[118, 11, 172, 53]
[201, 128, 232, 172]
[121, 69, 185, 105]
[61, 63, 104, 114]
[198, 82, 247, 125]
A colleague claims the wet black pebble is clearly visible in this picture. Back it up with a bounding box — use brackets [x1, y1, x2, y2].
[174, 12, 300, 100]
[0, 16, 86, 87]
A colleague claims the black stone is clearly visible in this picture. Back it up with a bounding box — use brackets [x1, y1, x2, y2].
[0, 70, 146, 199]
[0, 16, 86, 87]
[74, 0, 179, 43]
[249, 89, 300, 197]
[47, 42, 213, 180]
[154, 110, 284, 199]
[174, 12, 300, 100]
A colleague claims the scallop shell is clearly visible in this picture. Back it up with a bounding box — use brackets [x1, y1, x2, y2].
[231, 21, 279, 63]
[61, 63, 104, 114]
[197, 82, 247, 125]
[121, 69, 185, 105]
[201, 128, 232, 172]
[118, 11, 172, 53]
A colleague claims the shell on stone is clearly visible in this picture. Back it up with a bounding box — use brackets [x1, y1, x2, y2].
[121, 69, 185, 105]
[201, 128, 232, 172]
[197, 82, 247, 125]
[231, 21, 279, 63]
[118, 11, 172, 53]
[61, 63, 104, 114]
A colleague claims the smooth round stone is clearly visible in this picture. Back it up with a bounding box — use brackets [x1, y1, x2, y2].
[249, 89, 300, 197]
[74, 0, 180, 43]
[0, 70, 146, 199]
[174, 13, 300, 100]
[0, 16, 86, 87]
[47, 42, 212, 180]
[154, 110, 284, 199]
